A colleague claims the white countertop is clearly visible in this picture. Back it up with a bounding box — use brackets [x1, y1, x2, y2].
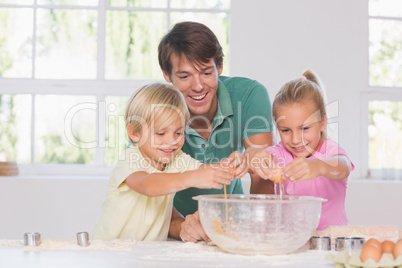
[0, 240, 335, 268]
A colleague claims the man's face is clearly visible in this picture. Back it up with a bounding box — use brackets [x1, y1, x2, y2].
[163, 54, 223, 118]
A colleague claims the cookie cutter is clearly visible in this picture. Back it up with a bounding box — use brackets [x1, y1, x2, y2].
[24, 232, 41, 246]
[76, 232, 90, 247]
[309, 236, 331, 250]
[335, 237, 365, 254]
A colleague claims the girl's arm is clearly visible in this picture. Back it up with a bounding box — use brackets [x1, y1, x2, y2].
[284, 155, 352, 182]
[245, 147, 280, 180]
[222, 150, 249, 178]
[124, 164, 234, 197]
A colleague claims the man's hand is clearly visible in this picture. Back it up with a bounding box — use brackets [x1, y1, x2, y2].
[180, 211, 210, 243]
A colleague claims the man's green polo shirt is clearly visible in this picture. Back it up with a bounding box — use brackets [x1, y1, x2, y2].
[174, 76, 273, 216]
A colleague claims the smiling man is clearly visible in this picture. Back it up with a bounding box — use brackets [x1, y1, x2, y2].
[158, 21, 275, 242]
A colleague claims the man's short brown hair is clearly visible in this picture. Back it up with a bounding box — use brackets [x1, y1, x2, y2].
[158, 21, 224, 76]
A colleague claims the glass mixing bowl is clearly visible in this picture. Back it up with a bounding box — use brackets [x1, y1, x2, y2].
[193, 194, 326, 255]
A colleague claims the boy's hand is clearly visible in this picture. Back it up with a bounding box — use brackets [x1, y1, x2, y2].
[188, 164, 234, 189]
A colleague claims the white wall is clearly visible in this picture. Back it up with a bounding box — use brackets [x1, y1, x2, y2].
[1, 177, 401, 239]
[231, 0, 367, 178]
[0, 177, 108, 240]
[1, 0, 401, 240]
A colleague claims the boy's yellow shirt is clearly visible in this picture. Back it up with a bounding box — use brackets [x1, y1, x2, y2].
[92, 145, 201, 241]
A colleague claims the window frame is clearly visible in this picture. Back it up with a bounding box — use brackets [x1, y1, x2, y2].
[361, 88, 402, 180]
[364, 3, 402, 180]
[0, 1, 230, 176]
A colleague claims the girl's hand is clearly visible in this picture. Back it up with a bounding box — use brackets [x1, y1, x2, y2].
[221, 151, 248, 178]
[245, 147, 280, 181]
[283, 157, 320, 182]
[187, 164, 234, 189]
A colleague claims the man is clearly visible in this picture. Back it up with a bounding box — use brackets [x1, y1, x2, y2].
[158, 21, 274, 242]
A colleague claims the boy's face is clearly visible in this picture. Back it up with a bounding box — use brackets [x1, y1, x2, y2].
[275, 101, 327, 158]
[163, 53, 223, 119]
[128, 118, 185, 171]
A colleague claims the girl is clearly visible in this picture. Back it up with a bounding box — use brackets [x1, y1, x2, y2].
[247, 70, 354, 230]
[93, 83, 247, 241]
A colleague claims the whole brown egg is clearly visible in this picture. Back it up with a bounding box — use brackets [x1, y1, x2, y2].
[360, 243, 382, 263]
[381, 240, 395, 254]
[393, 239, 402, 259]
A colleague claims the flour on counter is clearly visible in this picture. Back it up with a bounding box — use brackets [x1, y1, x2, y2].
[1, 239, 335, 267]
[178, 241, 213, 249]
[3, 239, 136, 251]
[136, 240, 329, 265]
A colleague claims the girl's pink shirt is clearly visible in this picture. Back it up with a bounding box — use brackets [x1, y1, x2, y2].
[266, 139, 354, 231]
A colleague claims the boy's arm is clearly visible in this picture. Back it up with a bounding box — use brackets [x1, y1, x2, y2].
[124, 164, 234, 197]
[124, 171, 191, 197]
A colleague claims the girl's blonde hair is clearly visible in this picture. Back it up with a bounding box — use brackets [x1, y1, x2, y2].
[125, 83, 190, 140]
[273, 70, 327, 138]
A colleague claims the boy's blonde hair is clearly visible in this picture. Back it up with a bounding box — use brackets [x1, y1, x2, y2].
[125, 83, 190, 141]
[273, 70, 327, 138]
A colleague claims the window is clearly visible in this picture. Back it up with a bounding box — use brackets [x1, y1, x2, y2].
[0, 0, 230, 175]
[367, 0, 402, 180]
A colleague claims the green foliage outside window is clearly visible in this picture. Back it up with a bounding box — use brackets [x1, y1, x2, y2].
[369, 101, 402, 169]
[105, 10, 165, 80]
[0, 96, 18, 161]
[0, 11, 14, 77]
[369, 19, 402, 87]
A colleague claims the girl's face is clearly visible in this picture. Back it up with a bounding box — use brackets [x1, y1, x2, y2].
[128, 118, 186, 171]
[275, 101, 327, 158]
